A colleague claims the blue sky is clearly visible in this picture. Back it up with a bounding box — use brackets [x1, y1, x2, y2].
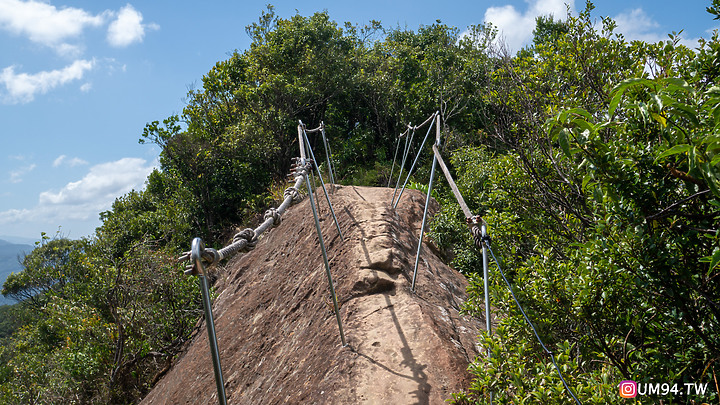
[0, 0, 718, 242]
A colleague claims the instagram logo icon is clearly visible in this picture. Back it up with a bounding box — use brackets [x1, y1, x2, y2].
[619, 380, 637, 398]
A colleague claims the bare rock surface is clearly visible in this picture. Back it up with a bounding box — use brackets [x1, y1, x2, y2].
[141, 186, 484, 405]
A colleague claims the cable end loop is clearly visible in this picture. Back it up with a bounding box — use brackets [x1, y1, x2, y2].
[467, 215, 491, 249]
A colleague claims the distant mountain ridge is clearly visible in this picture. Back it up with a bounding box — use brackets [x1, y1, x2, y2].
[0, 235, 39, 246]
[0, 239, 34, 306]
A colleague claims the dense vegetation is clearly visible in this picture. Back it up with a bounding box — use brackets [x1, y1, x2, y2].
[433, 5, 720, 404]
[1, 1, 718, 403]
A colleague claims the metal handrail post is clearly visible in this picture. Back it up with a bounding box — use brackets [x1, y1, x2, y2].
[304, 173, 347, 346]
[320, 122, 336, 189]
[298, 121, 307, 161]
[302, 129, 344, 241]
[411, 117, 441, 292]
[191, 238, 227, 405]
[387, 130, 404, 188]
[411, 153, 438, 292]
[481, 224, 491, 340]
[481, 224, 493, 404]
[392, 125, 412, 204]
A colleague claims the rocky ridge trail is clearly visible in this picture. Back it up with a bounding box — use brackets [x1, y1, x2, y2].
[141, 186, 485, 404]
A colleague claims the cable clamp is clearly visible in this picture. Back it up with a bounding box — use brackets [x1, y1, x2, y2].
[264, 208, 282, 226]
[283, 186, 302, 202]
[178, 246, 220, 275]
[232, 228, 257, 252]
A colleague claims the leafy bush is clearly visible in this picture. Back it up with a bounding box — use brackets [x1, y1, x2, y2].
[436, 4, 719, 404]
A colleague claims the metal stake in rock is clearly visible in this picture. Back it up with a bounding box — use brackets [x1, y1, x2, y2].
[191, 237, 227, 405]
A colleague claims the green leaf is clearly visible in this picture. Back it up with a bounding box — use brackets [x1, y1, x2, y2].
[668, 104, 699, 126]
[571, 119, 595, 135]
[711, 101, 720, 126]
[558, 129, 571, 157]
[701, 134, 720, 145]
[707, 248, 720, 276]
[609, 78, 653, 118]
[656, 144, 691, 161]
[651, 112, 667, 128]
[705, 86, 720, 97]
[565, 107, 593, 121]
[651, 93, 663, 111]
[663, 77, 693, 93]
[637, 103, 650, 123]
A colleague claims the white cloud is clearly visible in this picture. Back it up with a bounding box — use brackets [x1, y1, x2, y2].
[39, 158, 154, 206]
[107, 4, 158, 47]
[0, 59, 95, 104]
[612, 8, 701, 49]
[0, 2, 156, 102]
[52, 155, 88, 168]
[0, 1, 158, 55]
[476, 2, 703, 54]
[0, 158, 156, 227]
[0, 0, 107, 55]
[0, 208, 31, 224]
[612, 8, 661, 43]
[8, 163, 36, 183]
[483, 0, 574, 52]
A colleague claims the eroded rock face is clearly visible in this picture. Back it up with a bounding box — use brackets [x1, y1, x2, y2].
[141, 186, 484, 405]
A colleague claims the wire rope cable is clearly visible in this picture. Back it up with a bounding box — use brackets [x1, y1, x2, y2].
[393, 112, 438, 209]
[301, 125, 344, 240]
[486, 245, 582, 405]
[392, 125, 414, 204]
[178, 109, 586, 403]
[319, 122, 337, 187]
[387, 128, 408, 188]
[391, 112, 436, 204]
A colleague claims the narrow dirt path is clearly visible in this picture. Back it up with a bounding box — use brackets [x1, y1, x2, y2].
[141, 186, 487, 404]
